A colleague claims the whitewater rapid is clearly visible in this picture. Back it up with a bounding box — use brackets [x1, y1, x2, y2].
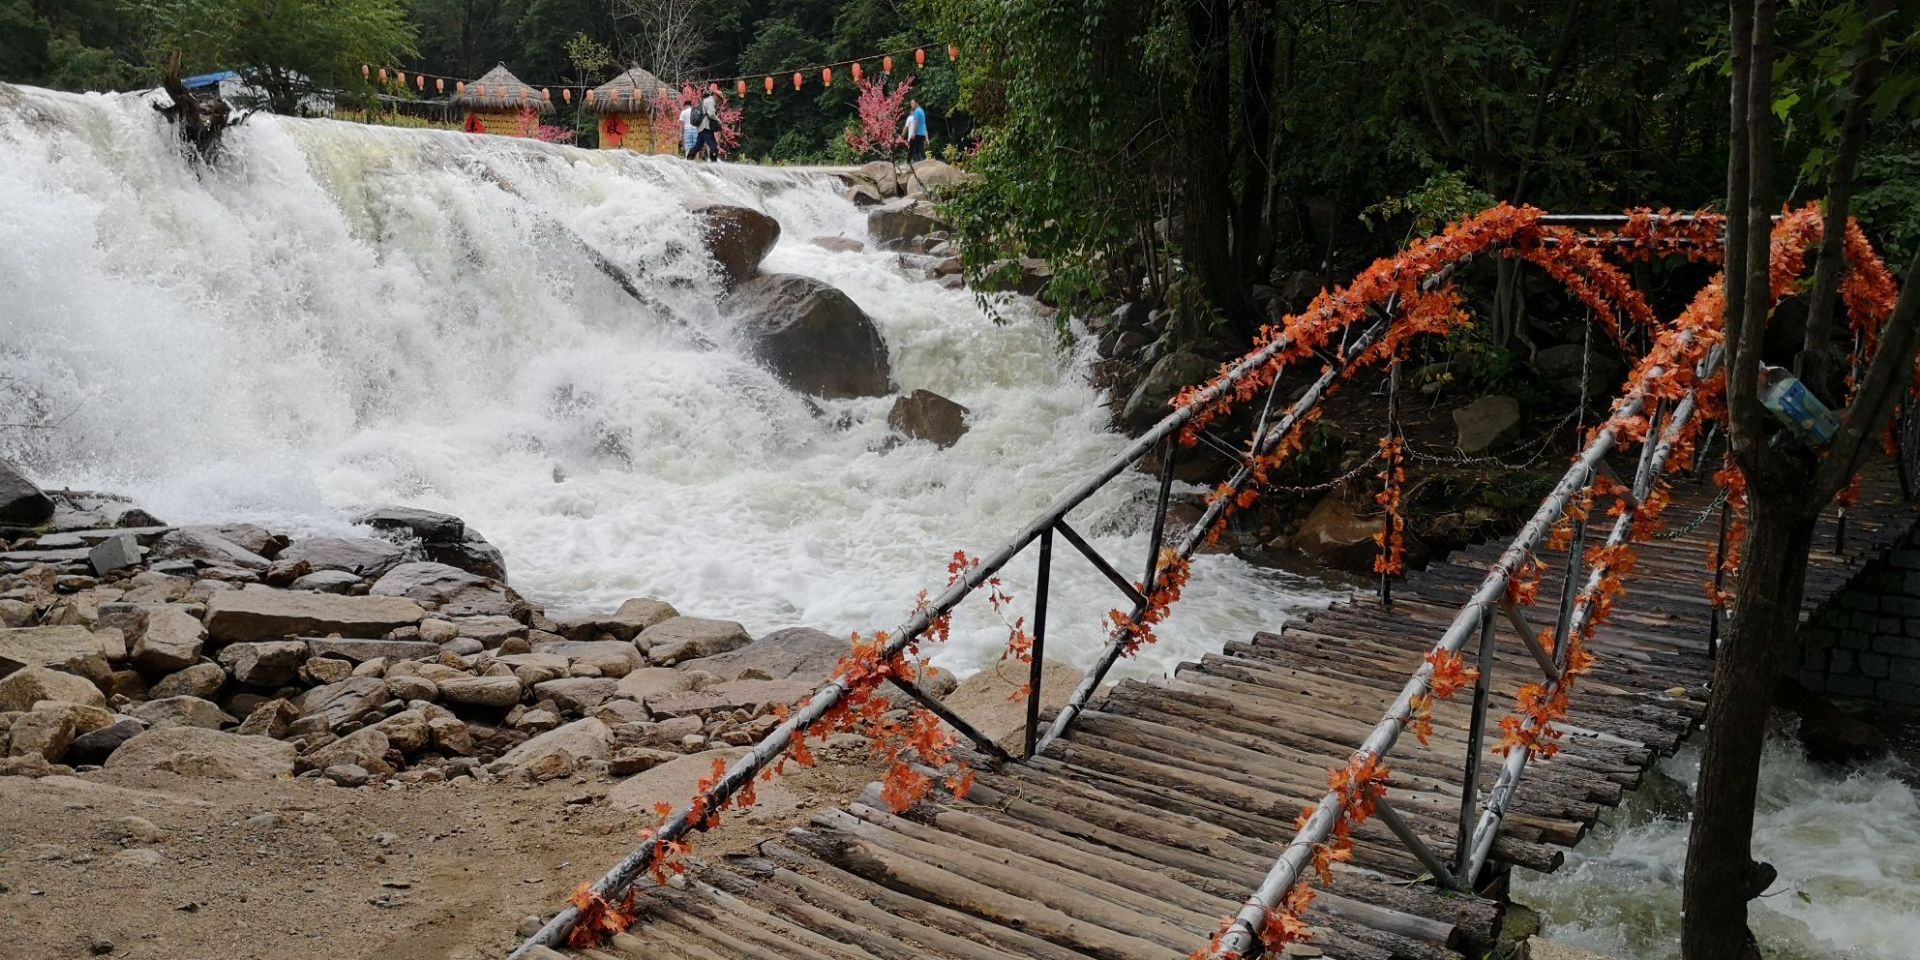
[1516, 740, 1920, 960]
[0, 83, 1340, 678]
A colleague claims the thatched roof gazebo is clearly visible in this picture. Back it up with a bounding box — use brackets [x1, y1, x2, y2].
[453, 63, 551, 137]
[585, 67, 677, 153]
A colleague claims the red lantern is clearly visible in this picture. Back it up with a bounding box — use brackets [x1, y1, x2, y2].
[584, 89, 595, 105]
[416, 74, 425, 90]
[562, 88, 572, 103]
[883, 55, 894, 74]
[378, 68, 388, 83]
[821, 67, 832, 86]
[397, 71, 407, 87]
[764, 76, 775, 94]
[948, 44, 959, 61]
[541, 88, 552, 101]
[736, 79, 747, 97]
[915, 48, 926, 68]
[455, 80, 466, 95]
[851, 62, 863, 82]
[436, 78, 445, 94]
[361, 64, 370, 79]
[792, 71, 802, 90]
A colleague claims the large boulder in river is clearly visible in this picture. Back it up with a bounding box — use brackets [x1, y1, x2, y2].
[867, 198, 944, 249]
[729, 273, 892, 399]
[693, 203, 781, 288]
[354, 507, 506, 581]
[887, 389, 970, 448]
[205, 591, 424, 642]
[0, 459, 55, 527]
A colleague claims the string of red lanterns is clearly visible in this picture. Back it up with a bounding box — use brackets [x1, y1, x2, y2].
[355, 41, 963, 105]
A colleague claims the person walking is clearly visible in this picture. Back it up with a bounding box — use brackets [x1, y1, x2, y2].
[903, 98, 928, 163]
[679, 97, 698, 158]
[694, 87, 722, 161]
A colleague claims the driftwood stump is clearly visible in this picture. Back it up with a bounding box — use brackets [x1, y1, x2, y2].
[153, 53, 238, 159]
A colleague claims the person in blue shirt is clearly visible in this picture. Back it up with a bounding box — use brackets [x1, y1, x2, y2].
[903, 99, 928, 163]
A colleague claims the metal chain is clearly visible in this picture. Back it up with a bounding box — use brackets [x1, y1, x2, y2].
[1264, 452, 1382, 494]
[1653, 486, 1731, 541]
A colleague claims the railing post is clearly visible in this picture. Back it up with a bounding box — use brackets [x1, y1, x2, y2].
[1144, 438, 1179, 593]
[1454, 606, 1497, 882]
[1379, 359, 1402, 606]
[1024, 528, 1053, 759]
[1552, 508, 1588, 674]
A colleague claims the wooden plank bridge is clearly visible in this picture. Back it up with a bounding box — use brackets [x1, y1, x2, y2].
[532, 468, 1915, 960]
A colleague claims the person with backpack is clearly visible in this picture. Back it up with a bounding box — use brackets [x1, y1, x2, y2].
[693, 88, 722, 161]
[902, 99, 928, 163]
[679, 97, 698, 158]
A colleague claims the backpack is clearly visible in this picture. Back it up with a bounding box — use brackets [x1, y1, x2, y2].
[688, 105, 706, 129]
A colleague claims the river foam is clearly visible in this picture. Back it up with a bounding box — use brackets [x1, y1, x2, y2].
[1515, 740, 1920, 959]
[0, 83, 1340, 678]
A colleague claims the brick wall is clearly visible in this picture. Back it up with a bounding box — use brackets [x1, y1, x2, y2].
[1797, 528, 1920, 705]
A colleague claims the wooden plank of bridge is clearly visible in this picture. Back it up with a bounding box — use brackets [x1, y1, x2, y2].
[567, 469, 1915, 960]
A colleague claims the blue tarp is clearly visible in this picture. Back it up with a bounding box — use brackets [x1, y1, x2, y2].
[181, 71, 239, 90]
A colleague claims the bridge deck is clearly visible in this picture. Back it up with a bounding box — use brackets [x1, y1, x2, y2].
[547, 470, 1914, 960]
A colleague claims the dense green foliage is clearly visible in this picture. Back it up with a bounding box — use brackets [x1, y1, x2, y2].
[921, 0, 1918, 334]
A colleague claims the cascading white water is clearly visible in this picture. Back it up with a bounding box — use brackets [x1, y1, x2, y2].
[1515, 741, 1920, 959]
[0, 82, 1341, 678]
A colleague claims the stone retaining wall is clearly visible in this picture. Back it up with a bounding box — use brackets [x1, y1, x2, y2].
[1797, 526, 1920, 706]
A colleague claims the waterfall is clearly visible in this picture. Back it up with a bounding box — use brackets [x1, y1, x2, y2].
[0, 82, 1339, 677]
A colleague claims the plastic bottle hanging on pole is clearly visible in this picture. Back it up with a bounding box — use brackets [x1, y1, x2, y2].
[1758, 365, 1840, 446]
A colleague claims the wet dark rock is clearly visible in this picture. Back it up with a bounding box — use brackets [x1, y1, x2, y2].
[0, 459, 55, 527]
[693, 203, 781, 288]
[887, 390, 970, 449]
[729, 273, 892, 399]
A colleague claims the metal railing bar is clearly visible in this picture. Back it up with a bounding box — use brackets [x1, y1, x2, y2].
[1054, 521, 1150, 609]
[1502, 600, 1563, 681]
[1035, 317, 1393, 756]
[1460, 345, 1721, 882]
[1375, 795, 1461, 890]
[886, 674, 1014, 762]
[1024, 529, 1054, 758]
[1454, 609, 1497, 881]
[1140, 441, 1179, 599]
[1206, 329, 1696, 959]
[1550, 509, 1588, 674]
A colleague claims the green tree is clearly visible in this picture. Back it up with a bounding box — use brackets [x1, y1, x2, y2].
[1, 0, 148, 92]
[128, 0, 416, 114]
[408, 0, 525, 80]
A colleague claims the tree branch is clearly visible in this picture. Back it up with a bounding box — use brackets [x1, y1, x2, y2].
[1816, 244, 1920, 496]
[1724, 0, 1762, 471]
[1800, 0, 1895, 401]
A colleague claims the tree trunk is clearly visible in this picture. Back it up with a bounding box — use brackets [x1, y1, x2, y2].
[1680, 495, 1817, 960]
[1180, 0, 1257, 339]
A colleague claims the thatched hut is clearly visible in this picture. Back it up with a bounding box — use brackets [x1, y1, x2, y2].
[585, 67, 676, 152]
[453, 63, 551, 137]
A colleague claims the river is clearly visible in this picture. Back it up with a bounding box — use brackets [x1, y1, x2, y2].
[0, 82, 1339, 680]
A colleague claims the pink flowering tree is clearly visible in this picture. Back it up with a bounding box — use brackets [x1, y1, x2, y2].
[845, 76, 913, 160]
[516, 105, 575, 144]
[650, 88, 684, 153]
[713, 96, 744, 157]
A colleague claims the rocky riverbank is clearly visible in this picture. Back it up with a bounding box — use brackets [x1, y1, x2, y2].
[0, 457, 990, 795]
